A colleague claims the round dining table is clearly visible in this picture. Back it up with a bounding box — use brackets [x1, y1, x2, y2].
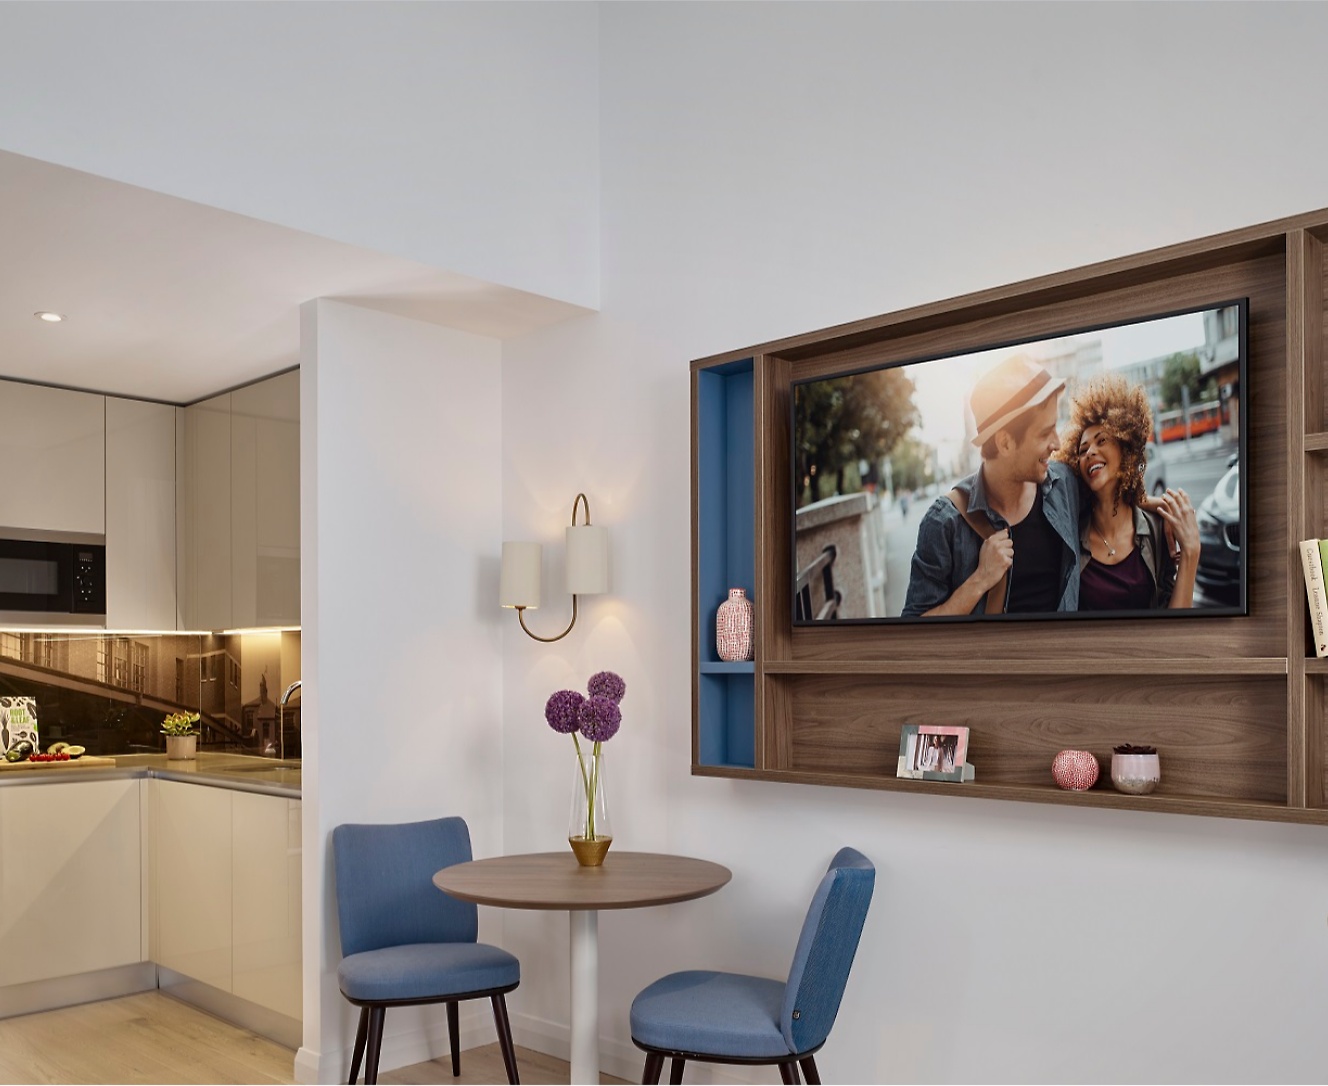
[434, 850, 731, 1084]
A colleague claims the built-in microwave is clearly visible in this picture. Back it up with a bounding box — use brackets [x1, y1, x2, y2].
[0, 530, 106, 624]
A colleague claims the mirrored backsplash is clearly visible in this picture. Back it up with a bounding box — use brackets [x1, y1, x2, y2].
[0, 630, 301, 758]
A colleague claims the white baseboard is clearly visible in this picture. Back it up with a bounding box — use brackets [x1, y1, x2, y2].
[293, 1003, 498, 1084]
[509, 1011, 761, 1085]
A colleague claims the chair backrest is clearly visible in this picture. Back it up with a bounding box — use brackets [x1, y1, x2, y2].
[779, 846, 875, 1055]
[332, 816, 479, 958]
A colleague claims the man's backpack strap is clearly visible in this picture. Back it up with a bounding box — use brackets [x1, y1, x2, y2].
[948, 487, 1008, 615]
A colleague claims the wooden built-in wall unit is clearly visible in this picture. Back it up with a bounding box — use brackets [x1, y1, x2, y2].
[691, 207, 1328, 825]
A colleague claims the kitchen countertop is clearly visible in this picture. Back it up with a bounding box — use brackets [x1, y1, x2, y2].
[0, 752, 301, 798]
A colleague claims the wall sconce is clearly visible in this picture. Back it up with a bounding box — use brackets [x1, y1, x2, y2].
[500, 493, 608, 642]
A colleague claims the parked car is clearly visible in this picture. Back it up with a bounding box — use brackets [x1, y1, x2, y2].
[1143, 440, 1166, 496]
[1195, 461, 1241, 604]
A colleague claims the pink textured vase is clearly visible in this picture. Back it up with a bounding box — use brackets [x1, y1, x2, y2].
[716, 588, 754, 662]
[1052, 750, 1099, 791]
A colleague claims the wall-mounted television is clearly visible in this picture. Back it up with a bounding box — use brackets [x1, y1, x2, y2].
[791, 300, 1247, 624]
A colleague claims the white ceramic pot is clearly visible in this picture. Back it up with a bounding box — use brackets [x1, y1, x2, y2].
[166, 734, 198, 761]
[1111, 752, 1160, 795]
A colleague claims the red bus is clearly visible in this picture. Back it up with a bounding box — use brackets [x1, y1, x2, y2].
[1157, 400, 1224, 443]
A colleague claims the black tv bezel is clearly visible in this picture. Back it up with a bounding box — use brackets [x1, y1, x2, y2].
[789, 297, 1250, 626]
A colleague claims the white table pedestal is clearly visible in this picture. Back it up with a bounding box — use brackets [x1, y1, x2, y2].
[569, 909, 599, 1084]
[568, 908, 600, 1078]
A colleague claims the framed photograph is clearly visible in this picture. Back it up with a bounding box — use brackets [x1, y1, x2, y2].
[897, 724, 970, 782]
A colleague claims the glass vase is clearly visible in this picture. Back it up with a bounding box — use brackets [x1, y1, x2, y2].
[569, 744, 612, 866]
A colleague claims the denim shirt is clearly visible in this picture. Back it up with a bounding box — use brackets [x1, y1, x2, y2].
[902, 460, 1081, 616]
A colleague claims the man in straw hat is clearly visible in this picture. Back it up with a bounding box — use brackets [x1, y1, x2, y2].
[902, 355, 1081, 616]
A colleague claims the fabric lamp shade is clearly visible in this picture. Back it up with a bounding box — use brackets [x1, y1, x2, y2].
[500, 542, 542, 608]
[565, 523, 609, 595]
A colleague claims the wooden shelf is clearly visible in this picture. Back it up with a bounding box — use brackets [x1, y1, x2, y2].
[692, 208, 1328, 825]
[698, 661, 756, 675]
[691, 764, 1328, 826]
[763, 658, 1288, 676]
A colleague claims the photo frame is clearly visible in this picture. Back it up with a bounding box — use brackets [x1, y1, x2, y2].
[897, 724, 972, 782]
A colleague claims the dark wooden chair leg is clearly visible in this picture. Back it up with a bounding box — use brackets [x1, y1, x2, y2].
[491, 993, 520, 1084]
[778, 1061, 801, 1085]
[799, 1055, 821, 1085]
[446, 1001, 460, 1077]
[364, 1006, 387, 1085]
[669, 1056, 685, 1083]
[641, 1051, 665, 1084]
[348, 1006, 369, 1084]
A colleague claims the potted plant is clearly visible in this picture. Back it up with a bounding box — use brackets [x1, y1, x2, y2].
[162, 711, 201, 760]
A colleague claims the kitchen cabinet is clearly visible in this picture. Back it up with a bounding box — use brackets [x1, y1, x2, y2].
[178, 393, 233, 631]
[0, 779, 143, 986]
[150, 778, 232, 992]
[105, 398, 177, 629]
[231, 790, 301, 1018]
[178, 371, 300, 631]
[149, 780, 302, 1019]
[231, 371, 300, 628]
[0, 382, 104, 535]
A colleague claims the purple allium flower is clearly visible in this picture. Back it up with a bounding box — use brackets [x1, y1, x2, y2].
[587, 670, 627, 705]
[578, 695, 622, 742]
[545, 690, 585, 734]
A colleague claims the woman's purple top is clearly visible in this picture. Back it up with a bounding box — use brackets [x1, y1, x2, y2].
[1079, 549, 1154, 611]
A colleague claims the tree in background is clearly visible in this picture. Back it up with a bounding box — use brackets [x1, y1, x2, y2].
[795, 369, 919, 505]
[1158, 350, 1216, 410]
[887, 434, 933, 494]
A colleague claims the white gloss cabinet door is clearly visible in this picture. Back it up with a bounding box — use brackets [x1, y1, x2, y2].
[231, 792, 302, 1019]
[231, 372, 299, 628]
[0, 779, 143, 987]
[0, 381, 104, 534]
[151, 779, 232, 992]
[106, 398, 177, 630]
[179, 394, 232, 631]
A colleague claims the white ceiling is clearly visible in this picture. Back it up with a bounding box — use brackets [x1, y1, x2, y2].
[0, 150, 591, 403]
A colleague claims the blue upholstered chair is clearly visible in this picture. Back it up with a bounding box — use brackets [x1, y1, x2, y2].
[332, 817, 521, 1085]
[630, 847, 874, 1085]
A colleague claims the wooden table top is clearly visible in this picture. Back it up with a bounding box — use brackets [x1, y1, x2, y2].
[433, 851, 732, 911]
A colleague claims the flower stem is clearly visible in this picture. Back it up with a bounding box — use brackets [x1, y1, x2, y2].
[573, 734, 594, 839]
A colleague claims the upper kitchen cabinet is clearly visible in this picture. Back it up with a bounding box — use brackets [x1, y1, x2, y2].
[0, 382, 104, 534]
[179, 392, 233, 631]
[105, 398, 177, 630]
[178, 371, 300, 631]
[231, 371, 300, 629]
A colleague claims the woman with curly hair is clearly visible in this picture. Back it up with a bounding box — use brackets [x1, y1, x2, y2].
[1056, 375, 1199, 610]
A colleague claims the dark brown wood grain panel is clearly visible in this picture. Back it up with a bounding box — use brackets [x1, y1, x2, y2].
[694, 210, 1328, 824]
[781, 673, 1286, 804]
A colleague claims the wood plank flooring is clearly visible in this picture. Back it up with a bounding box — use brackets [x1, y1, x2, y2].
[0, 992, 629, 1085]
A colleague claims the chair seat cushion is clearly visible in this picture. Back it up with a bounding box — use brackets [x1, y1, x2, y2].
[338, 942, 519, 1003]
[630, 970, 792, 1059]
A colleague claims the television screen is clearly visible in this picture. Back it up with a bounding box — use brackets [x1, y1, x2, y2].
[791, 300, 1247, 624]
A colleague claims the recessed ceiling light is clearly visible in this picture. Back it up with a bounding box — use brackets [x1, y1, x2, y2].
[34, 311, 64, 323]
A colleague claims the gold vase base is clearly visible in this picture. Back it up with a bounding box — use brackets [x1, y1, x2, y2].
[569, 836, 613, 866]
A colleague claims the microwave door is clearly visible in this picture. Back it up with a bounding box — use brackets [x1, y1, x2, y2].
[0, 544, 68, 612]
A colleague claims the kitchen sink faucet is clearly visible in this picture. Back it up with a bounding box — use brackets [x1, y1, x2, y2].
[279, 681, 301, 762]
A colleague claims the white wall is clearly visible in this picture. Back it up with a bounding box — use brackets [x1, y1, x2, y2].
[0, 1, 600, 308]
[299, 300, 506, 1083]
[500, 4, 1328, 1083]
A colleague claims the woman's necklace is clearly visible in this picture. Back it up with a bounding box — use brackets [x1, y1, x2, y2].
[1094, 517, 1128, 559]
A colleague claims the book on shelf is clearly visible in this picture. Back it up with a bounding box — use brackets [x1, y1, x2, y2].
[1299, 539, 1328, 658]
